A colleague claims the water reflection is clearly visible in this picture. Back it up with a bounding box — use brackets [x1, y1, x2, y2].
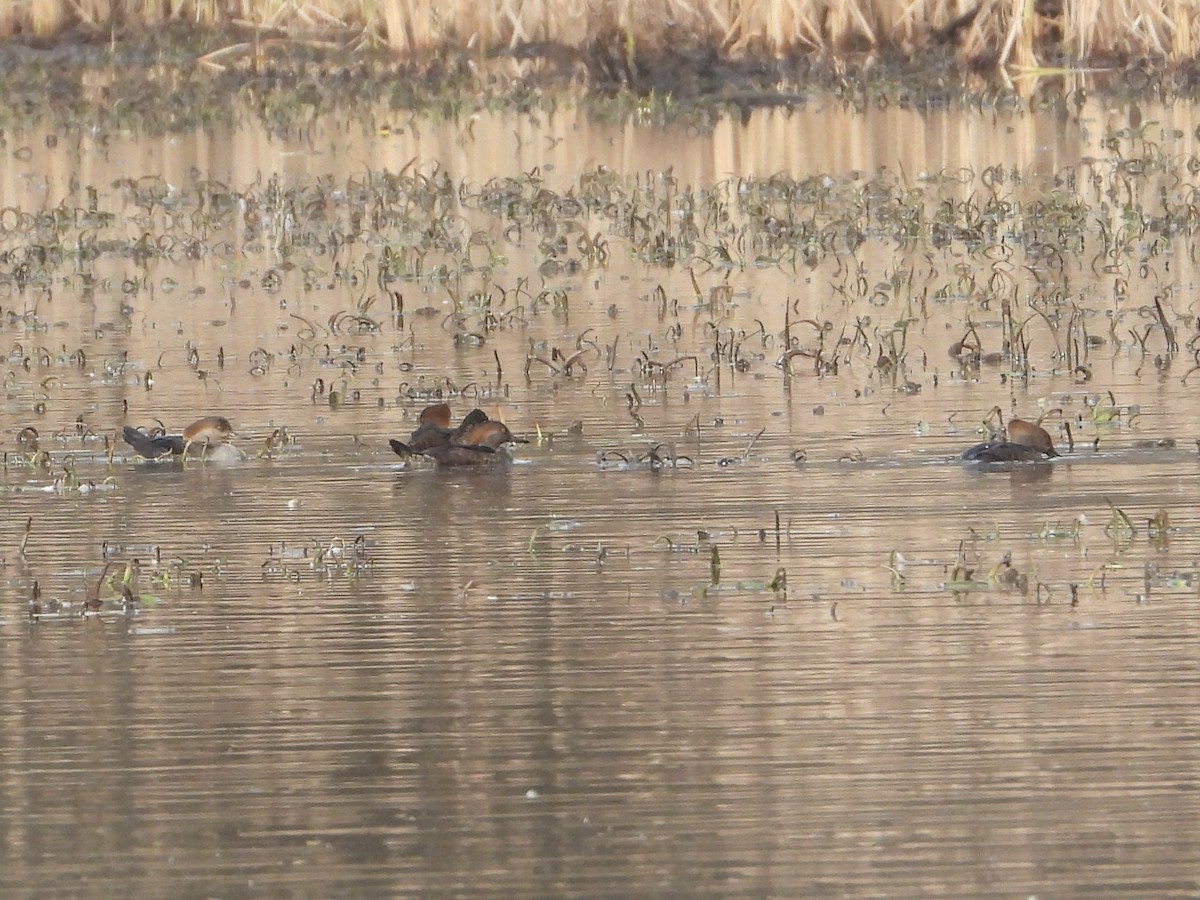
[0, 98, 1198, 896]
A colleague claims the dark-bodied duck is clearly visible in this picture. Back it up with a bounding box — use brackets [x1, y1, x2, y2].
[123, 416, 236, 459]
[961, 417, 1059, 463]
[421, 419, 528, 468]
[389, 404, 491, 457]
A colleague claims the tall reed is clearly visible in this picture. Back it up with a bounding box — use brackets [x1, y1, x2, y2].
[10, 1, 1200, 67]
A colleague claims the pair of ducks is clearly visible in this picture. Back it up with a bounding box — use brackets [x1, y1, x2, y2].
[121, 405, 525, 468]
[122, 408, 1059, 467]
[388, 403, 526, 466]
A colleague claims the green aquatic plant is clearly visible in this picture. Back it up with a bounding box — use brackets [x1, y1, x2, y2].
[766, 567, 786, 594]
[884, 550, 905, 592]
[1148, 509, 1171, 549]
[1104, 498, 1137, 543]
[943, 565, 990, 595]
[255, 427, 294, 459]
[527, 526, 546, 556]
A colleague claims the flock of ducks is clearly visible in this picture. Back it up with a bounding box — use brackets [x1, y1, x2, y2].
[119, 406, 1061, 467]
[120, 404, 528, 467]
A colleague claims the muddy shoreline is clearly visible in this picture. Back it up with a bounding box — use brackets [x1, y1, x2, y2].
[0, 23, 1194, 135]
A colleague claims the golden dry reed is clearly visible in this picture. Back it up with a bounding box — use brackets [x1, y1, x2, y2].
[6, 0, 1198, 68]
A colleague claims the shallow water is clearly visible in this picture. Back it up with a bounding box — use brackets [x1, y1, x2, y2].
[1, 95, 1199, 897]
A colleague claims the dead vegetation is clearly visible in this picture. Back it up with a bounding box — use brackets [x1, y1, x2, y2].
[3, 1, 1200, 73]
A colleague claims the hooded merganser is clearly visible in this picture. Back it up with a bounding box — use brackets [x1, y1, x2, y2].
[388, 404, 492, 456]
[123, 416, 236, 459]
[961, 417, 1060, 463]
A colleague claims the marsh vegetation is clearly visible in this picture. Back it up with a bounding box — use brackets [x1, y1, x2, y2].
[1, 14, 1199, 895]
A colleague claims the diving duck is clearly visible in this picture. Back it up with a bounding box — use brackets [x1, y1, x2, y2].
[389, 405, 526, 467]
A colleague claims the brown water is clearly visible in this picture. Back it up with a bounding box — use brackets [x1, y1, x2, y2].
[1, 97, 1199, 898]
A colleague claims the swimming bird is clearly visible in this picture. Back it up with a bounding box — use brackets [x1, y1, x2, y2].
[420, 419, 528, 467]
[390, 406, 527, 466]
[388, 404, 491, 456]
[123, 416, 236, 459]
[961, 417, 1060, 463]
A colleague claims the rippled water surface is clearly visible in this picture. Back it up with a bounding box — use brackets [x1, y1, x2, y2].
[1, 96, 1199, 897]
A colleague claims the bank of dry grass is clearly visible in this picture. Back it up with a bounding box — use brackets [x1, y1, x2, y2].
[3, 1, 1198, 70]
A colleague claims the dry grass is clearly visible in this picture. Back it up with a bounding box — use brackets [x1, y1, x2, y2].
[10, 0, 1200, 67]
